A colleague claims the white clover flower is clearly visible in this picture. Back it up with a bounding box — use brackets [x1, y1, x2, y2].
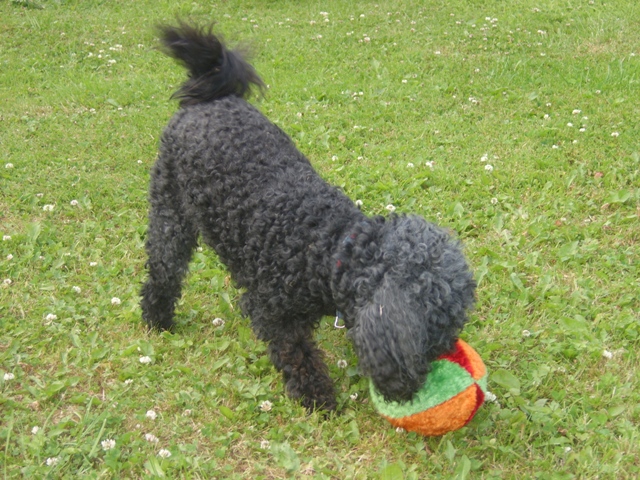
[3, 279, 12, 286]
[350, 392, 359, 401]
[567, 122, 573, 127]
[260, 400, 273, 412]
[401, 79, 407, 84]
[46, 457, 59, 466]
[485, 391, 498, 402]
[124, 379, 133, 385]
[395, 427, 405, 433]
[435, 50, 441, 55]
[480, 154, 488, 162]
[36, 193, 44, 197]
[331, 155, 338, 161]
[595, 90, 601, 94]
[182, 409, 192, 417]
[137, 160, 143, 164]
[572, 109, 581, 115]
[32, 426, 40, 435]
[611, 132, 619, 137]
[386, 204, 396, 212]
[111, 297, 121, 305]
[5, 163, 14, 169]
[484, 164, 494, 172]
[490, 197, 498, 205]
[355, 199, 363, 207]
[2, 235, 10, 241]
[565, 446, 572, 453]
[45, 313, 58, 321]
[3, 372, 15, 381]
[139, 356, 152, 364]
[72, 286, 81, 293]
[158, 449, 172, 458]
[407, 162, 414, 168]
[543, 114, 550, 120]
[43, 204, 55, 212]
[602, 350, 613, 359]
[144, 433, 159, 443]
[212, 317, 225, 327]
[260, 439, 271, 449]
[90, 261, 98, 267]
[337, 359, 348, 369]
[425, 161, 434, 169]
[146, 410, 157, 420]
[70, 200, 79, 206]
[552, 145, 559, 149]
[363, 37, 370, 42]
[101, 439, 116, 451]
[579, 128, 586, 132]
[522, 330, 531, 337]
[6, 254, 13, 261]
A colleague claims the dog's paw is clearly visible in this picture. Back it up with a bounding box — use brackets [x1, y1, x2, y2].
[285, 373, 337, 413]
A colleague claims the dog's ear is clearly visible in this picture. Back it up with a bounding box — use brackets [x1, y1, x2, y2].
[349, 279, 431, 402]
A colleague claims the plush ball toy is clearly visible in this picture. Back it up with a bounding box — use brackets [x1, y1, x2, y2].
[370, 339, 487, 436]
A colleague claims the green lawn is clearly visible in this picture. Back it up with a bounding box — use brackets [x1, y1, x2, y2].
[1, 0, 639, 478]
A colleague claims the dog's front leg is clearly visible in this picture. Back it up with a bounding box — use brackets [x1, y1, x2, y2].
[265, 324, 337, 413]
[240, 289, 337, 412]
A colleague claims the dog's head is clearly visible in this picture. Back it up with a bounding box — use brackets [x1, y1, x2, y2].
[346, 215, 476, 402]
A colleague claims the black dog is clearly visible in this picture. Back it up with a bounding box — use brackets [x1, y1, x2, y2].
[141, 23, 476, 412]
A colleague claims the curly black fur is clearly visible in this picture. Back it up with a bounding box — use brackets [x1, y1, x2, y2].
[158, 22, 264, 106]
[141, 23, 476, 411]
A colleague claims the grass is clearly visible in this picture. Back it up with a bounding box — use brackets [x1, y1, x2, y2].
[1, 0, 639, 478]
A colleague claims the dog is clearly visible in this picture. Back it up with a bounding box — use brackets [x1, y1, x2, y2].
[141, 22, 476, 412]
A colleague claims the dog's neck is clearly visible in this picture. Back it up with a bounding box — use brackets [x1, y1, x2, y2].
[329, 216, 386, 328]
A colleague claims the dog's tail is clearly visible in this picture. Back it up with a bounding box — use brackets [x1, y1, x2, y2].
[158, 22, 265, 106]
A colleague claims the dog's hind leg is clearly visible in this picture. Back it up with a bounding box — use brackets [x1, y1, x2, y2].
[141, 165, 197, 331]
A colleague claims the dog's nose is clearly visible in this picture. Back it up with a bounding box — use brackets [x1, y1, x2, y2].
[372, 376, 421, 403]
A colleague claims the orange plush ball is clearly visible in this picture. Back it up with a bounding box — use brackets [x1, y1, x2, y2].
[370, 339, 487, 436]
